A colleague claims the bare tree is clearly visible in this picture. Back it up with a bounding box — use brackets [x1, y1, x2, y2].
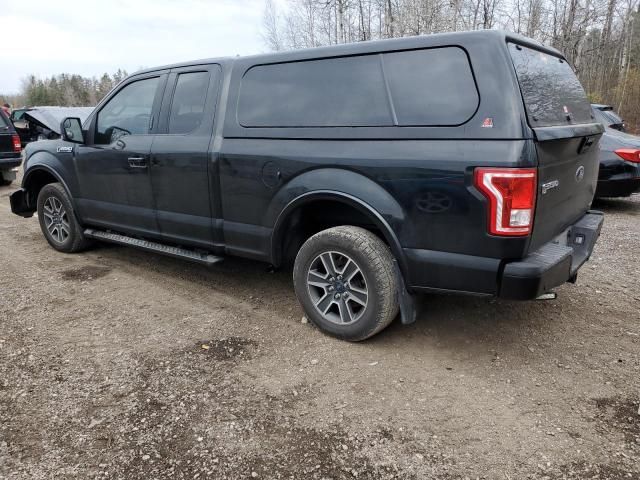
[261, 0, 640, 131]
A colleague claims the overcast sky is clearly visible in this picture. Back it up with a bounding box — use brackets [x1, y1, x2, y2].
[0, 0, 269, 93]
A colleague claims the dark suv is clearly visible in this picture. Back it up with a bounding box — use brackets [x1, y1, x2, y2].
[10, 31, 604, 341]
[0, 109, 22, 185]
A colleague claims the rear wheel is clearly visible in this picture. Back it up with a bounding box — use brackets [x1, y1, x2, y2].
[293, 226, 399, 341]
[37, 183, 90, 253]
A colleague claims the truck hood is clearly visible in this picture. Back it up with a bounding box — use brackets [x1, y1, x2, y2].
[23, 107, 94, 134]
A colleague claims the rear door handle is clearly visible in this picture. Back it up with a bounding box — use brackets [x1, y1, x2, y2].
[128, 157, 148, 168]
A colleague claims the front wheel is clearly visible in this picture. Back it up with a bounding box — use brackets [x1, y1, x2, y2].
[37, 183, 90, 253]
[293, 226, 399, 341]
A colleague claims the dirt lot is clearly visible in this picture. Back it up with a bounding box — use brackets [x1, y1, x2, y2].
[0, 178, 638, 480]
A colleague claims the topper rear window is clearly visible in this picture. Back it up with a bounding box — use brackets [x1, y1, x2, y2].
[509, 43, 592, 127]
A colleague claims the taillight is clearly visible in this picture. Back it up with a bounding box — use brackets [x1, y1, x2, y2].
[474, 168, 537, 236]
[614, 148, 640, 163]
[12, 134, 21, 153]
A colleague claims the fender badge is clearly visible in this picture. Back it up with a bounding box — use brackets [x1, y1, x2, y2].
[57, 146, 74, 153]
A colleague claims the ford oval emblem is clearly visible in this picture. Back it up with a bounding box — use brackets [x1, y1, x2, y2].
[575, 165, 585, 183]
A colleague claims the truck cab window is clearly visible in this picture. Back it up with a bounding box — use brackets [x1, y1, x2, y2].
[168, 72, 210, 134]
[95, 77, 159, 144]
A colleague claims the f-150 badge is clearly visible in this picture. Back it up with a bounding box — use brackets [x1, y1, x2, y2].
[57, 146, 74, 153]
[541, 179, 559, 194]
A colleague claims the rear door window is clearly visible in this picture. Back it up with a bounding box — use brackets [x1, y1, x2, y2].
[509, 43, 592, 127]
[168, 71, 210, 134]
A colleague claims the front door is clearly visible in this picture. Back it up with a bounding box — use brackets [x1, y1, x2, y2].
[74, 74, 167, 238]
[150, 65, 221, 248]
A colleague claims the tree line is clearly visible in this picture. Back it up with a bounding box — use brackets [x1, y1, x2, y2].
[262, 0, 640, 131]
[0, 70, 128, 110]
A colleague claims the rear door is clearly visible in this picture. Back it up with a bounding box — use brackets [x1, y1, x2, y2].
[508, 43, 602, 251]
[150, 64, 221, 248]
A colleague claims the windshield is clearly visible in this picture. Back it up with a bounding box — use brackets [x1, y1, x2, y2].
[509, 43, 592, 127]
[11, 109, 26, 121]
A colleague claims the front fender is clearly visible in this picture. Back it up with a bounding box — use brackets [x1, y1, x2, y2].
[267, 168, 408, 274]
[21, 149, 78, 213]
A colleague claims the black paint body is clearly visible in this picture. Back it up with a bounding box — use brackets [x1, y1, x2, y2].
[11, 30, 605, 298]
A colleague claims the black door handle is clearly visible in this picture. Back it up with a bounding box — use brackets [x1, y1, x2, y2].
[128, 157, 148, 168]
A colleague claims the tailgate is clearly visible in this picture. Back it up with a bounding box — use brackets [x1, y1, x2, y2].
[0, 134, 13, 153]
[0, 112, 15, 153]
[530, 134, 600, 251]
[508, 42, 602, 251]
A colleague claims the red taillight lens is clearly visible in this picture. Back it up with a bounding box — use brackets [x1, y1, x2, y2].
[474, 168, 537, 236]
[614, 148, 640, 163]
[12, 134, 21, 153]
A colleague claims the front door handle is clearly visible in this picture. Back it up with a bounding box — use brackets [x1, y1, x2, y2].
[128, 157, 148, 168]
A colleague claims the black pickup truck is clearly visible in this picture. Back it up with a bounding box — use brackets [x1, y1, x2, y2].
[10, 30, 604, 341]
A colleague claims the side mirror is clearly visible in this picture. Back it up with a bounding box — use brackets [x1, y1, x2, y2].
[61, 117, 84, 144]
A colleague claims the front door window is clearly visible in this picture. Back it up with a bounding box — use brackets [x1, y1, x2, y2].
[95, 77, 160, 144]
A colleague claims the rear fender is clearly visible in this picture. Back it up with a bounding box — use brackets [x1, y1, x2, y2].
[267, 168, 408, 276]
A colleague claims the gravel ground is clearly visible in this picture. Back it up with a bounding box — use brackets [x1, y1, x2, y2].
[0, 177, 638, 480]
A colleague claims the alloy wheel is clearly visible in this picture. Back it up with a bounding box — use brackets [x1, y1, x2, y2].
[42, 196, 70, 244]
[306, 251, 368, 325]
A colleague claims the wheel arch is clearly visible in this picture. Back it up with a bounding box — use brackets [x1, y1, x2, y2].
[23, 164, 75, 212]
[270, 190, 408, 278]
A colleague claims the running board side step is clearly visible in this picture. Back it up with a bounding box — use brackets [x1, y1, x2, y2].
[84, 229, 223, 266]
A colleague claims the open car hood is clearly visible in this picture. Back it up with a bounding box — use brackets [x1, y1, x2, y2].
[23, 107, 94, 134]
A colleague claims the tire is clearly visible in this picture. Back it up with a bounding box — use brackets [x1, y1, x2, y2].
[293, 226, 399, 341]
[37, 183, 90, 253]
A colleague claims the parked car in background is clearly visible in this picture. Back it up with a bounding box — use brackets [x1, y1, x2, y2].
[10, 31, 604, 340]
[0, 109, 22, 185]
[11, 107, 94, 146]
[592, 104, 640, 198]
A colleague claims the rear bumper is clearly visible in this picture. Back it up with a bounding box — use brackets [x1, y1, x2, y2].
[499, 211, 604, 299]
[596, 177, 640, 198]
[596, 159, 640, 197]
[404, 211, 604, 299]
[0, 155, 22, 170]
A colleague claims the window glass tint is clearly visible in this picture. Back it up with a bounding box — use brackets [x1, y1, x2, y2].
[96, 77, 159, 144]
[169, 71, 210, 134]
[509, 44, 592, 127]
[238, 55, 392, 127]
[383, 48, 478, 126]
[0, 111, 9, 127]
